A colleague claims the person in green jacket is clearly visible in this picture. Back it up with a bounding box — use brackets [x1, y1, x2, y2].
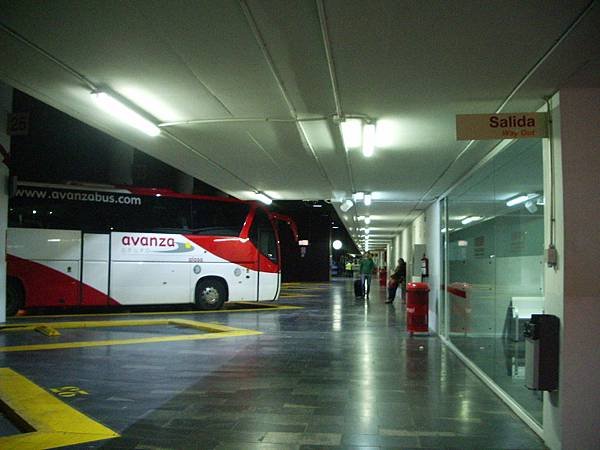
[359, 252, 376, 298]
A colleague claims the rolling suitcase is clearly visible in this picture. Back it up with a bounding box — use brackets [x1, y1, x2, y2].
[354, 279, 364, 297]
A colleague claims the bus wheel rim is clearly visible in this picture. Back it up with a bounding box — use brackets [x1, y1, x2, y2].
[202, 287, 219, 304]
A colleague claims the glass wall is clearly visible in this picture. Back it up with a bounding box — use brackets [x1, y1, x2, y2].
[442, 139, 545, 423]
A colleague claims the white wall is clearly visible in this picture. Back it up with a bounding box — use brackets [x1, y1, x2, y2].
[425, 202, 440, 332]
[0, 83, 12, 323]
[543, 87, 600, 450]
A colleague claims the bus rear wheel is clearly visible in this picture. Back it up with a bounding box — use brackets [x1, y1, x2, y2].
[195, 279, 226, 310]
[6, 280, 24, 317]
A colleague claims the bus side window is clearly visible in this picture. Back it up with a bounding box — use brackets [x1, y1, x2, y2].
[111, 197, 190, 234]
[191, 200, 249, 236]
[249, 209, 277, 263]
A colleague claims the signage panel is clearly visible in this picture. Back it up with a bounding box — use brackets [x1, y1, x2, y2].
[456, 113, 547, 140]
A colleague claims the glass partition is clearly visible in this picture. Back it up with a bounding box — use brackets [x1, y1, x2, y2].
[445, 139, 545, 423]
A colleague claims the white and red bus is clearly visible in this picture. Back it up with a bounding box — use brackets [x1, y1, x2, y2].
[5, 181, 297, 316]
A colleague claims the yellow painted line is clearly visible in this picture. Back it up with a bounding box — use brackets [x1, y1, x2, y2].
[279, 293, 318, 298]
[9, 303, 302, 320]
[0, 368, 119, 449]
[2, 317, 290, 333]
[34, 325, 60, 337]
[0, 329, 261, 353]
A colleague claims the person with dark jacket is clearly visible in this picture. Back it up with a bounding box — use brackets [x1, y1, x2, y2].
[386, 258, 406, 304]
[359, 252, 376, 298]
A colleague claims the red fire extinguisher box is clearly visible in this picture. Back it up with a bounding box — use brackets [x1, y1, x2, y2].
[406, 282, 429, 334]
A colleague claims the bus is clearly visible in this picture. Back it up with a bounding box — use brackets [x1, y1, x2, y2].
[5, 181, 297, 316]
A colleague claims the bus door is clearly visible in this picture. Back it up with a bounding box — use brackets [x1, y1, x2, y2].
[249, 209, 279, 301]
[81, 233, 110, 305]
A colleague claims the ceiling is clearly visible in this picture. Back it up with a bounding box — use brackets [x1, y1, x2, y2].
[1, 0, 599, 251]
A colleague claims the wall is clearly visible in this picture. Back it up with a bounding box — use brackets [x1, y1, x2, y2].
[544, 88, 600, 450]
[425, 202, 440, 332]
[0, 83, 12, 323]
[401, 225, 412, 275]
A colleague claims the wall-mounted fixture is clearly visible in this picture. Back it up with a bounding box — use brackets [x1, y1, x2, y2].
[91, 91, 160, 137]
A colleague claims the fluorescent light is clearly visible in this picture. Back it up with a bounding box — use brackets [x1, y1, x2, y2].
[340, 199, 354, 212]
[340, 118, 363, 150]
[353, 192, 365, 201]
[364, 216, 371, 225]
[365, 228, 370, 235]
[362, 123, 376, 157]
[506, 194, 529, 207]
[364, 193, 372, 206]
[91, 91, 160, 137]
[255, 192, 272, 205]
[357, 216, 365, 221]
[507, 193, 540, 207]
[461, 216, 483, 225]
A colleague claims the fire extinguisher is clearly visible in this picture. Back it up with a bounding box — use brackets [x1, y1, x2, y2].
[420, 254, 429, 279]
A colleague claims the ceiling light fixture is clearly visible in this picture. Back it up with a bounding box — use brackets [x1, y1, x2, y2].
[364, 193, 372, 206]
[506, 193, 540, 207]
[91, 91, 160, 137]
[254, 192, 273, 205]
[340, 118, 363, 150]
[340, 199, 354, 212]
[364, 216, 371, 225]
[461, 216, 483, 225]
[353, 192, 365, 202]
[362, 123, 376, 157]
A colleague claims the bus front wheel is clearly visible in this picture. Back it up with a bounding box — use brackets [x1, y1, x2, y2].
[6, 279, 24, 317]
[195, 279, 226, 310]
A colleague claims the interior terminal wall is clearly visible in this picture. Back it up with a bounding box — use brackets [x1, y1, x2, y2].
[546, 87, 600, 450]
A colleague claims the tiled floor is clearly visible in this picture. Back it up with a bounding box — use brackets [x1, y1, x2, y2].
[1, 279, 547, 449]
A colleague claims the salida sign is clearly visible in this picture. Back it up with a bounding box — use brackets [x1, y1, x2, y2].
[456, 112, 547, 140]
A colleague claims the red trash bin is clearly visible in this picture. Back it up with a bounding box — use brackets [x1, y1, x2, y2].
[406, 282, 429, 334]
[379, 269, 387, 287]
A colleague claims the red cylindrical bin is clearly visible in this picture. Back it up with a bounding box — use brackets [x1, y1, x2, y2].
[379, 269, 387, 287]
[406, 282, 429, 334]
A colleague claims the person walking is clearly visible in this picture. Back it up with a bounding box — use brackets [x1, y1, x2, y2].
[359, 252, 376, 299]
[386, 258, 406, 304]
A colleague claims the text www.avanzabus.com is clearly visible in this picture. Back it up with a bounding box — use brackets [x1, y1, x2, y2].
[15, 188, 142, 205]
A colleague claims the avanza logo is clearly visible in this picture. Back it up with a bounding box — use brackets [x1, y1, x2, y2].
[121, 235, 176, 247]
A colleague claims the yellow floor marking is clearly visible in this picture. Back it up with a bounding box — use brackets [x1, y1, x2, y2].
[9, 302, 302, 320]
[279, 293, 318, 298]
[0, 368, 119, 449]
[3, 318, 256, 333]
[0, 329, 261, 353]
[0, 319, 262, 352]
[34, 325, 60, 336]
